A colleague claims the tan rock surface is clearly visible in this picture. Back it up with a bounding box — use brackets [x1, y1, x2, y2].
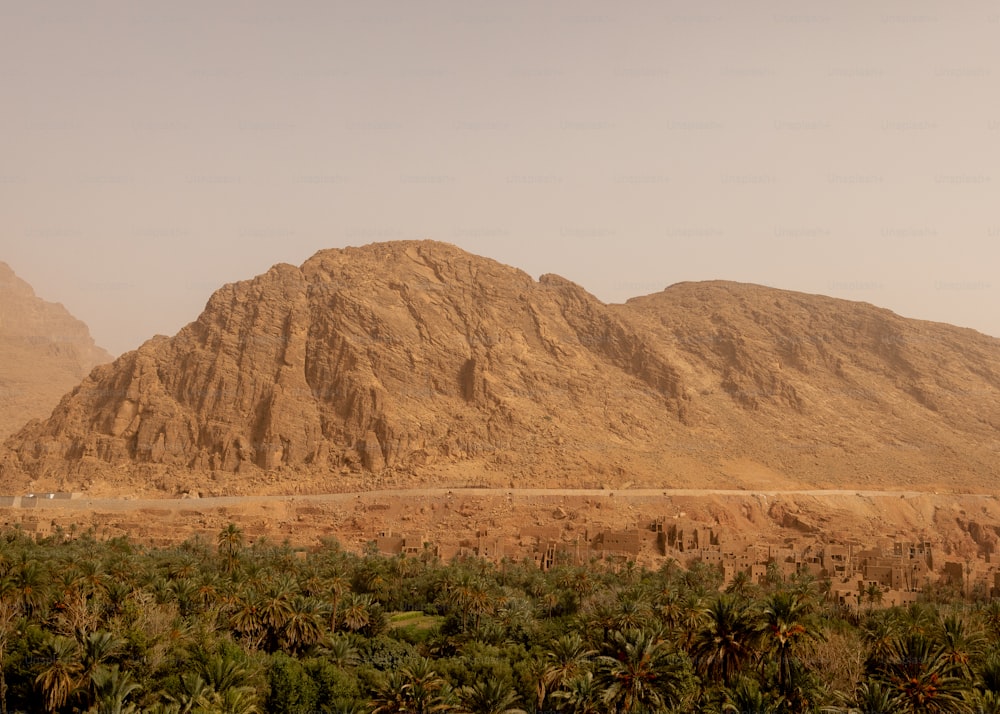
[7, 489, 1000, 569]
[616, 282, 1000, 491]
[2, 241, 999, 496]
[0, 262, 112, 440]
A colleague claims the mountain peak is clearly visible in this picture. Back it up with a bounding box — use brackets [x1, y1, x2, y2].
[0, 263, 113, 440]
[3, 243, 999, 497]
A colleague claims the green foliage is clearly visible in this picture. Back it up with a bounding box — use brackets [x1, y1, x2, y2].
[305, 658, 364, 712]
[266, 652, 319, 713]
[358, 634, 417, 672]
[3, 526, 1000, 713]
[595, 627, 696, 712]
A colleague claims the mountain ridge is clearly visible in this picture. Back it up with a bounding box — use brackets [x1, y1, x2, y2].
[3, 240, 998, 497]
[0, 261, 113, 440]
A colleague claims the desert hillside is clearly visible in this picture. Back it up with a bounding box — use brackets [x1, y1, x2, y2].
[2, 241, 999, 496]
[0, 262, 112, 440]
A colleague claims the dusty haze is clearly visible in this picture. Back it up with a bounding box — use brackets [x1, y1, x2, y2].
[2, 1, 999, 355]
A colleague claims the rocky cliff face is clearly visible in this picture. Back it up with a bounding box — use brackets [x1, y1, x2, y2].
[3, 242, 999, 496]
[618, 283, 1000, 486]
[2, 242, 691, 494]
[0, 262, 113, 440]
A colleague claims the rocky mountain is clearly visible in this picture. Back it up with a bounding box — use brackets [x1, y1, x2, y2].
[617, 282, 1000, 488]
[2, 241, 999, 496]
[0, 262, 113, 440]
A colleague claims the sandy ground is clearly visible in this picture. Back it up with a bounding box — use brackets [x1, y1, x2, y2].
[5, 488, 1000, 567]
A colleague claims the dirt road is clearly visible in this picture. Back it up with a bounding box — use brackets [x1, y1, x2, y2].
[6, 486, 997, 558]
[20, 486, 960, 512]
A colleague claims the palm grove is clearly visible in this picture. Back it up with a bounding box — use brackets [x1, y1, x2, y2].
[0, 523, 997, 713]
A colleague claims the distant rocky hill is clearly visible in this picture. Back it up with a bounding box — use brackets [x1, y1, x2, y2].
[618, 282, 1000, 487]
[2, 241, 998, 496]
[0, 262, 112, 441]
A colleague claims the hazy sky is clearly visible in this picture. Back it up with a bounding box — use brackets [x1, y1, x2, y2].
[2, 1, 999, 356]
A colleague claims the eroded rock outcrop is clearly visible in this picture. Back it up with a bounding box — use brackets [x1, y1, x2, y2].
[3, 242, 1000, 496]
[2, 242, 689, 492]
[0, 262, 112, 439]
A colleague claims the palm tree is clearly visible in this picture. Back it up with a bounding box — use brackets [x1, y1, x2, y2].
[259, 578, 296, 648]
[195, 572, 223, 612]
[652, 585, 684, 630]
[721, 676, 782, 714]
[936, 613, 986, 678]
[567, 566, 594, 604]
[612, 593, 651, 633]
[760, 590, 822, 695]
[402, 658, 453, 714]
[595, 628, 694, 713]
[971, 691, 1000, 714]
[865, 581, 884, 611]
[10, 556, 47, 616]
[362, 567, 390, 603]
[468, 586, 495, 632]
[540, 633, 596, 709]
[35, 635, 83, 713]
[690, 594, 761, 686]
[210, 686, 261, 714]
[79, 630, 125, 708]
[76, 557, 108, 598]
[586, 599, 618, 643]
[444, 572, 485, 631]
[849, 679, 895, 714]
[164, 549, 197, 578]
[319, 634, 360, 668]
[50, 567, 83, 614]
[229, 591, 266, 651]
[550, 671, 602, 714]
[982, 600, 1000, 641]
[89, 665, 141, 714]
[218, 523, 244, 573]
[280, 595, 325, 654]
[371, 658, 452, 714]
[167, 577, 199, 618]
[340, 593, 373, 633]
[883, 633, 972, 713]
[539, 587, 561, 618]
[493, 592, 535, 644]
[862, 610, 902, 674]
[370, 670, 410, 714]
[326, 571, 351, 632]
[199, 653, 252, 696]
[674, 591, 705, 650]
[188, 654, 261, 713]
[296, 564, 325, 598]
[458, 677, 526, 714]
[725, 570, 756, 600]
[901, 602, 939, 636]
[0, 597, 19, 714]
[163, 672, 212, 713]
[980, 650, 1000, 695]
[763, 561, 785, 590]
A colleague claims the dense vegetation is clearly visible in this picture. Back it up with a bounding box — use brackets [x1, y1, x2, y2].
[0, 524, 998, 713]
